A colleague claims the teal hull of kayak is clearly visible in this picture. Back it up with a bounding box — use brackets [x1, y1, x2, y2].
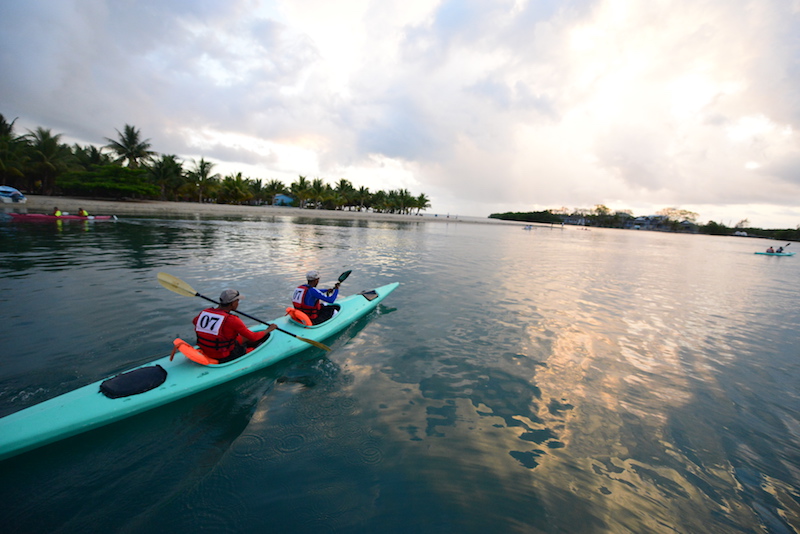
[754, 251, 795, 256]
[0, 282, 398, 461]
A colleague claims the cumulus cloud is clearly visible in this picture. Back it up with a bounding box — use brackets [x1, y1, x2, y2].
[1, 0, 799, 227]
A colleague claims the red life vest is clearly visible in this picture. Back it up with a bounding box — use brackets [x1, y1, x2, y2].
[194, 308, 236, 356]
[292, 285, 321, 320]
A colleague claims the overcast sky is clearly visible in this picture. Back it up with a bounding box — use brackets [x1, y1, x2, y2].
[2, 0, 799, 227]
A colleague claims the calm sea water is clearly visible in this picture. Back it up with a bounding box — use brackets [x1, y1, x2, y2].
[1, 213, 799, 533]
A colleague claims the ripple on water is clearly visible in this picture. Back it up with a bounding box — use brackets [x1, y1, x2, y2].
[275, 432, 307, 453]
[357, 439, 384, 465]
[231, 433, 269, 460]
[172, 475, 249, 531]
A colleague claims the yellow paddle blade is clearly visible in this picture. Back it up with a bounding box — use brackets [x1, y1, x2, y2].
[157, 272, 198, 298]
[295, 336, 331, 351]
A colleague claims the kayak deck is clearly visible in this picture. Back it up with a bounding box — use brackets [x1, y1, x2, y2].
[754, 251, 795, 256]
[0, 282, 398, 461]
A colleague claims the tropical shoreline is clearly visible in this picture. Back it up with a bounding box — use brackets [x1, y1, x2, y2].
[15, 195, 514, 226]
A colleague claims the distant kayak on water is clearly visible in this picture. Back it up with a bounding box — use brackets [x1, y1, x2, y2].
[8, 213, 117, 222]
[754, 251, 795, 256]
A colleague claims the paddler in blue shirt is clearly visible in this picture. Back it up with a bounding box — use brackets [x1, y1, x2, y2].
[292, 270, 341, 325]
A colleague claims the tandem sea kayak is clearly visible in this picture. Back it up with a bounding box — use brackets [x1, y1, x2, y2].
[0, 281, 399, 461]
[754, 251, 795, 256]
[8, 213, 117, 221]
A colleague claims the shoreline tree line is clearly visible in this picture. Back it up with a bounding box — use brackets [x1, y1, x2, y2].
[490, 204, 800, 240]
[0, 115, 432, 214]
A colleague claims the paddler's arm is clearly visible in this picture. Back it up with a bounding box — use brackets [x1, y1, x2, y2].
[311, 285, 339, 303]
[231, 315, 277, 341]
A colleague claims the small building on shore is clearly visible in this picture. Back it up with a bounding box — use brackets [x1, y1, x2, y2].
[272, 194, 293, 206]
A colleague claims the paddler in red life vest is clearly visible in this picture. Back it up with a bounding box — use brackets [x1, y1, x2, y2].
[292, 270, 341, 325]
[193, 289, 277, 363]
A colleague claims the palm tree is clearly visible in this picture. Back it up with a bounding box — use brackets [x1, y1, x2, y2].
[218, 172, 253, 204]
[186, 158, 220, 203]
[329, 191, 348, 211]
[354, 186, 371, 212]
[414, 193, 431, 214]
[397, 188, 415, 214]
[334, 178, 355, 210]
[308, 177, 330, 209]
[371, 190, 387, 213]
[25, 127, 75, 194]
[147, 155, 185, 200]
[0, 114, 16, 138]
[104, 124, 156, 169]
[263, 179, 285, 205]
[290, 175, 311, 209]
[0, 114, 27, 189]
[73, 143, 113, 170]
[247, 178, 265, 205]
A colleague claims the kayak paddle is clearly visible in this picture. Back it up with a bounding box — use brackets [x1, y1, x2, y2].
[327, 269, 352, 296]
[157, 272, 331, 352]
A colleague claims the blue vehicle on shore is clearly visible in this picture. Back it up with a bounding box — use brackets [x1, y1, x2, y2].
[0, 185, 26, 203]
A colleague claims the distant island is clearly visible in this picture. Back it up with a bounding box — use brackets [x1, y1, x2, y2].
[489, 206, 799, 241]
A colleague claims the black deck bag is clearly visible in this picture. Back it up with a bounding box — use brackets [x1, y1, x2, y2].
[360, 290, 379, 301]
[99, 365, 168, 399]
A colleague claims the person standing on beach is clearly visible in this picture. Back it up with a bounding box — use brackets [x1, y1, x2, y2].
[193, 289, 276, 363]
[292, 270, 341, 325]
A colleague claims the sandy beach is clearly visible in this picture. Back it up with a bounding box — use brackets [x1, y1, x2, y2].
[16, 195, 514, 226]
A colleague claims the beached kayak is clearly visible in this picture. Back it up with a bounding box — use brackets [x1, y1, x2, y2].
[754, 251, 795, 256]
[0, 282, 399, 461]
[8, 213, 117, 221]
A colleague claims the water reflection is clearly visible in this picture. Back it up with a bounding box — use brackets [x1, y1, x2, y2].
[1, 217, 799, 533]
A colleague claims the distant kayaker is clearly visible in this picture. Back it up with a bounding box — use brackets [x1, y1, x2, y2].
[78, 208, 89, 217]
[767, 246, 775, 253]
[292, 270, 341, 325]
[193, 289, 277, 363]
[51, 207, 62, 216]
[776, 246, 784, 253]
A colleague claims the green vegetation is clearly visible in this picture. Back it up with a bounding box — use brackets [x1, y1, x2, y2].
[0, 113, 431, 214]
[698, 221, 800, 240]
[491, 204, 799, 238]
[489, 210, 563, 224]
[58, 166, 157, 198]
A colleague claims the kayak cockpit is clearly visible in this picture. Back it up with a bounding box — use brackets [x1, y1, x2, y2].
[285, 290, 381, 328]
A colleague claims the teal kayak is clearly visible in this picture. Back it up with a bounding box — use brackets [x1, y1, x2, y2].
[754, 251, 795, 256]
[0, 282, 398, 461]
